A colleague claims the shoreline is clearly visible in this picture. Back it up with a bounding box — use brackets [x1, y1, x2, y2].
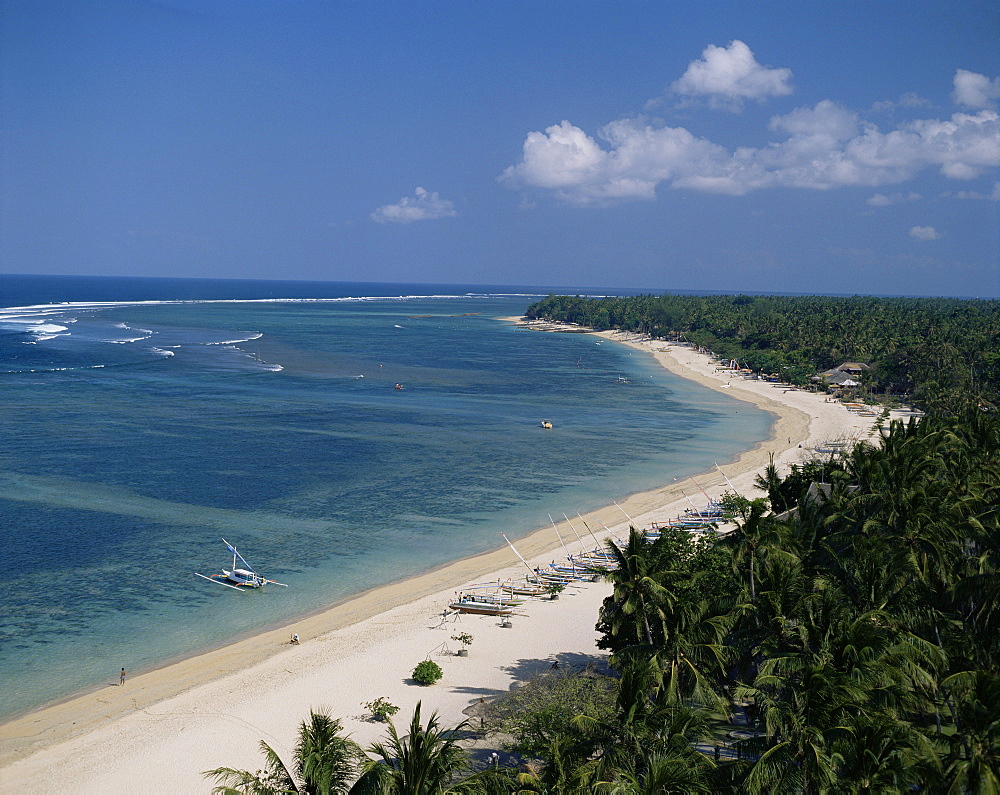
[0, 319, 894, 791]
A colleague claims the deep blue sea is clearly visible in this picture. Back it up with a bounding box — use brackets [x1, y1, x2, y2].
[0, 274, 770, 720]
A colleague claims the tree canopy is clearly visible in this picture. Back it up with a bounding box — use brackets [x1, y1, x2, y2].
[526, 293, 1000, 409]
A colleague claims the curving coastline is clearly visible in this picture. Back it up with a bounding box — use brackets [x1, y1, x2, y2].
[0, 321, 897, 792]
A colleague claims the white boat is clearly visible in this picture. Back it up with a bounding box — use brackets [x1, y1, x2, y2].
[449, 595, 515, 615]
[195, 539, 288, 591]
[459, 588, 525, 606]
[498, 580, 550, 598]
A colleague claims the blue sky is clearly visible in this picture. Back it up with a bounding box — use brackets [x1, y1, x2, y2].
[2, 1, 998, 297]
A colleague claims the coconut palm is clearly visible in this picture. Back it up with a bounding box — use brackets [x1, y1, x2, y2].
[717, 497, 776, 602]
[567, 655, 715, 793]
[829, 714, 940, 794]
[598, 526, 676, 649]
[940, 670, 1000, 794]
[205, 710, 364, 795]
[739, 651, 870, 795]
[512, 733, 598, 793]
[593, 751, 714, 794]
[349, 701, 470, 794]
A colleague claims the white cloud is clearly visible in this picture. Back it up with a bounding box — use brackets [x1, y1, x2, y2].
[499, 119, 731, 204]
[867, 192, 921, 206]
[370, 187, 457, 224]
[952, 69, 1000, 109]
[909, 225, 941, 241]
[670, 40, 793, 110]
[502, 65, 1000, 204]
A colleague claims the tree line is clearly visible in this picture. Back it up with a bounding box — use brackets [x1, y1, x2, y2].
[578, 406, 999, 792]
[208, 407, 997, 793]
[524, 293, 1000, 411]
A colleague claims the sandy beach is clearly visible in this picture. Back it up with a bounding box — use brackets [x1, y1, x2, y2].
[0, 323, 896, 793]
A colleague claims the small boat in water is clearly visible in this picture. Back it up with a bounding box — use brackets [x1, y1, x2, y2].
[540, 419, 553, 429]
[195, 539, 288, 591]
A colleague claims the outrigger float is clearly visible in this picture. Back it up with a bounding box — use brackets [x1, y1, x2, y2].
[195, 539, 288, 591]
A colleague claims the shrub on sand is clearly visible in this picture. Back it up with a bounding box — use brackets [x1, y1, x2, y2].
[412, 659, 444, 685]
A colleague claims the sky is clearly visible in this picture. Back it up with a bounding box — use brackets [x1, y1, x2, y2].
[2, 0, 998, 297]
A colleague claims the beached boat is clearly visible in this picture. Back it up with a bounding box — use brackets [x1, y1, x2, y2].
[458, 588, 525, 606]
[545, 562, 598, 579]
[195, 539, 288, 591]
[449, 595, 515, 615]
[499, 581, 550, 597]
[527, 570, 577, 586]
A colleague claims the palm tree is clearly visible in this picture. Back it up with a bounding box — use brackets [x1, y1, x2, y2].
[512, 734, 598, 793]
[593, 752, 714, 794]
[349, 701, 470, 794]
[598, 527, 675, 648]
[205, 710, 364, 795]
[829, 714, 939, 794]
[940, 670, 1000, 794]
[570, 655, 716, 793]
[718, 497, 775, 602]
[739, 652, 869, 795]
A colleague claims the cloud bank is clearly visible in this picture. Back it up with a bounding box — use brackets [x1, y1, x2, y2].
[501, 48, 1000, 206]
[371, 187, 457, 224]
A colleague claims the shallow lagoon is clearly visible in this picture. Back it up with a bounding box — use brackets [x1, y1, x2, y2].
[0, 281, 769, 719]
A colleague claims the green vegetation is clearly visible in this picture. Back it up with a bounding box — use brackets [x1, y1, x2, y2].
[204, 710, 364, 794]
[582, 407, 999, 792]
[526, 293, 1000, 410]
[484, 670, 617, 757]
[363, 697, 400, 722]
[412, 659, 444, 686]
[207, 703, 487, 794]
[352, 702, 474, 793]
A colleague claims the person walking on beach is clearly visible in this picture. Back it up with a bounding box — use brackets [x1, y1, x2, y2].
[120, 667, 126, 686]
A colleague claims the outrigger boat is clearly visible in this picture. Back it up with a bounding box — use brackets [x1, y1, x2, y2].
[195, 539, 288, 591]
[459, 587, 526, 606]
[498, 580, 550, 598]
[449, 595, 515, 616]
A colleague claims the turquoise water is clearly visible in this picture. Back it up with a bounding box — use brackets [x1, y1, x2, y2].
[0, 279, 770, 719]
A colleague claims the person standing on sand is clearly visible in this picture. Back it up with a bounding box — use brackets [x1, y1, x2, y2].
[120, 667, 125, 686]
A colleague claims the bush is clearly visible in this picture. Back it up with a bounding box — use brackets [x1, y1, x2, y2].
[412, 659, 443, 685]
[484, 670, 617, 756]
[363, 696, 399, 722]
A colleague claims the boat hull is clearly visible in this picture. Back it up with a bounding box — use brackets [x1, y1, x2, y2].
[449, 600, 514, 616]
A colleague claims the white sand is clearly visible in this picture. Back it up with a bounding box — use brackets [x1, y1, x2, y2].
[0, 326, 898, 793]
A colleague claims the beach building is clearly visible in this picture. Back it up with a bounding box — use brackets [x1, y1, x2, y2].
[814, 362, 871, 390]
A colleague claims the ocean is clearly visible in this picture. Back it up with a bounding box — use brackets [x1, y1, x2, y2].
[0, 274, 770, 720]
